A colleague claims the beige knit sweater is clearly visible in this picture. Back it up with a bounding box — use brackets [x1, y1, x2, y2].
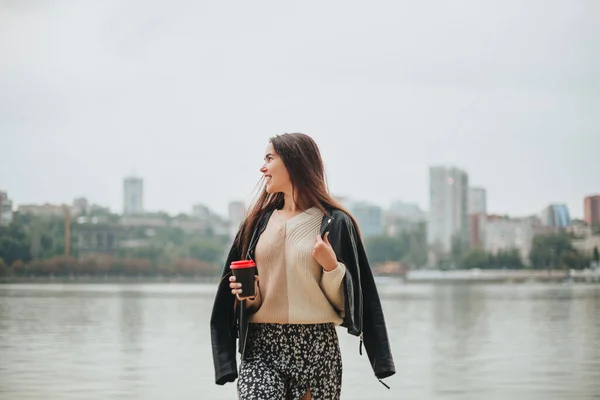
[246, 207, 346, 325]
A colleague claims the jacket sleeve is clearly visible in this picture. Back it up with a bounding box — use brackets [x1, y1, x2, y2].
[328, 216, 358, 335]
[339, 214, 396, 380]
[210, 230, 243, 385]
[352, 222, 396, 380]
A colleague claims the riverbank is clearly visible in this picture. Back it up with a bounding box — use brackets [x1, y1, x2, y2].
[400, 268, 600, 284]
[0, 275, 220, 284]
[2, 269, 600, 284]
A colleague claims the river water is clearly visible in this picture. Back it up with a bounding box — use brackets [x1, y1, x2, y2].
[1, 282, 599, 399]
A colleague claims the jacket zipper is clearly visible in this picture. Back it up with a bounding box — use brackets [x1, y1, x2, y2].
[322, 217, 332, 238]
[359, 279, 364, 355]
[355, 219, 364, 356]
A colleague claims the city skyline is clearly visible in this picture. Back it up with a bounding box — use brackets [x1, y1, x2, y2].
[2, 170, 596, 222]
[1, 1, 598, 219]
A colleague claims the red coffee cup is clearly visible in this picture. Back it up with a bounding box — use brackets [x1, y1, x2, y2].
[230, 260, 256, 297]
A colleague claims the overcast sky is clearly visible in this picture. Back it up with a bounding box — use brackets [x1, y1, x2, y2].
[1, 0, 598, 218]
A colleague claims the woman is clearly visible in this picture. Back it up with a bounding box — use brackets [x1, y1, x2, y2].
[211, 133, 395, 399]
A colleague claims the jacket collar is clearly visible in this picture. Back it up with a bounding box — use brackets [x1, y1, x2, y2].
[246, 208, 274, 260]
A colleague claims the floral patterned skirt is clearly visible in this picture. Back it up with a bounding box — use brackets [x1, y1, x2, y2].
[238, 323, 342, 400]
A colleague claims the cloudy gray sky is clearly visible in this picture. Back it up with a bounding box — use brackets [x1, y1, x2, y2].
[1, 0, 599, 218]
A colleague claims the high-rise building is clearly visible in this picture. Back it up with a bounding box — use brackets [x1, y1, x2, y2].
[389, 200, 427, 222]
[468, 187, 487, 248]
[347, 201, 383, 238]
[0, 191, 13, 226]
[540, 204, 571, 227]
[468, 187, 487, 215]
[469, 214, 485, 249]
[428, 166, 469, 252]
[584, 195, 600, 226]
[123, 177, 144, 216]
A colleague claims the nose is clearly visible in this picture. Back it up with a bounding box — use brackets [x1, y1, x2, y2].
[259, 164, 267, 174]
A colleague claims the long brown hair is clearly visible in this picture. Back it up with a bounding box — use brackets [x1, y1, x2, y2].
[235, 133, 359, 257]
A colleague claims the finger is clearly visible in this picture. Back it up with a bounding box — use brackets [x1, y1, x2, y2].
[316, 233, 323, 242]
[323, 231, 331, 244]
[229, 276, 236, 282]
[254, 275, 260, 281]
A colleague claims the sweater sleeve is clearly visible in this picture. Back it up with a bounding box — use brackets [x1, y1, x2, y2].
[320, 262, 346, 312]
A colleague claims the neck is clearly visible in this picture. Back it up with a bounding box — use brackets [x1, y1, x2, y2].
[282, 191, 301, 213]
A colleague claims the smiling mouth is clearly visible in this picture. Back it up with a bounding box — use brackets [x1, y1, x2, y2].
[265, 175, 272, 182]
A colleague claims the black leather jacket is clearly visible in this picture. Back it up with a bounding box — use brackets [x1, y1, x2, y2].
[210, 208, 395, 385]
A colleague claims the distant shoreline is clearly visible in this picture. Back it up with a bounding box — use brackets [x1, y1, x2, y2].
[399, 269, 600, 284]
[2, 269, 600, 285]
[0, 275, 221, 284]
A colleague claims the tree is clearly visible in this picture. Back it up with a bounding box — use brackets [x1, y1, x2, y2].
[122, 258, 153, 276]
[0, 215, 32, 264]
[494, 248, 524, 269]
[446, 233, 469, 268]
[11, 260, 26, 276]
[173, 258, 214, 276]
[402, 222, 428, 268]
[364, 236, 408, 264]
[78, 255, 114, 275]
[189, 240, 225, 263]
[125, 246, 163, 265]
[460, 248, 488, 269]
[165, 228, 186, 246]
[559, 250, 589, 270]
[593, 246, 599, 265]
[31, 256, 78, 276]
[529, 233, 586, 270]
[0, 235, 31, 265]
[0, 258, 8, 277]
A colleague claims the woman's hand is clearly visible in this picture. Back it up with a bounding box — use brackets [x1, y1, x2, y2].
[229, 275, 259, 300]
[313, 232, 338, 271]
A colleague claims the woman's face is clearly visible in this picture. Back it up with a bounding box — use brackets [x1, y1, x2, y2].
[260, 143, 292, 194]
